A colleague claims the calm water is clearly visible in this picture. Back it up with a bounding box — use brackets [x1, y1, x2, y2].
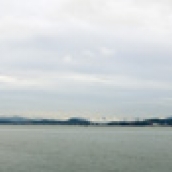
[0, 126, 171, 172]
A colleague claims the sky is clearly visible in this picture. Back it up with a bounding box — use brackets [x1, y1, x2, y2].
[0, 0, 172, 120]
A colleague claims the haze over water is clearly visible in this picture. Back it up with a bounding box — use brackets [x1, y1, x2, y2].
[0, 126, 171, 172]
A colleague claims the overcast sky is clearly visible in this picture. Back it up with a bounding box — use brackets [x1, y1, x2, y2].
[0, 0, 172, 119]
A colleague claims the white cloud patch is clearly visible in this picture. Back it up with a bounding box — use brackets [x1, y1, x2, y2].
[100, 47, 114, 56]
[82, 50, 95, 57]
[0, 75, 41, 89]
[63, 55, 74, 64]
[0, 75, 18, 83]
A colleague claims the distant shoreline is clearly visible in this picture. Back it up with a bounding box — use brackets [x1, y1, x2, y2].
[0, 117, 171, 127]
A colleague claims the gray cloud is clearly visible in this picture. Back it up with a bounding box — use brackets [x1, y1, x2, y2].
[0, 0, 172, 118]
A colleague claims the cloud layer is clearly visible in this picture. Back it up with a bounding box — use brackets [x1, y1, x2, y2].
[0, 0, 172, 118]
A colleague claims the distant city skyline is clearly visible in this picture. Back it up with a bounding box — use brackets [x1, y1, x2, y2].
[0, 0, 172, 119]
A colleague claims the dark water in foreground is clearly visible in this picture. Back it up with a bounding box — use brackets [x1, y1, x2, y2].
[0, 126, 171, 172]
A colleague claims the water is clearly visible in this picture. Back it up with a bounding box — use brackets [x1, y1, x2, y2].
[0, 126, 171, 172]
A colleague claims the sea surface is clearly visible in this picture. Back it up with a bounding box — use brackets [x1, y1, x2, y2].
[0, 126, 171, 172]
